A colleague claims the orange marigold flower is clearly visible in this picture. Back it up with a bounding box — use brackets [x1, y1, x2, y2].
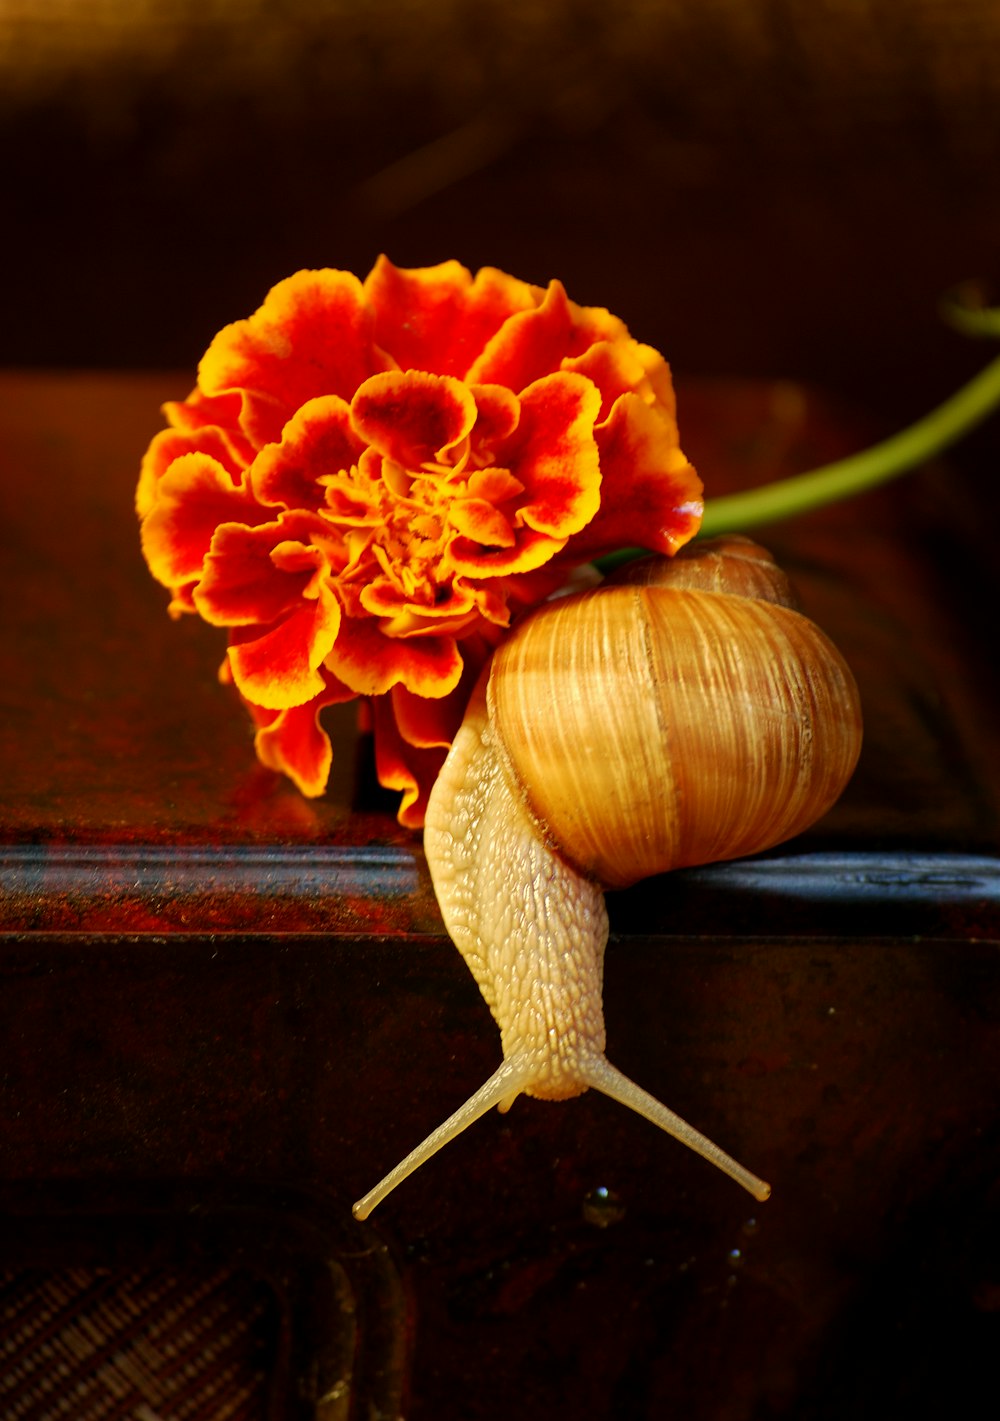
[137, 256, 703, 825]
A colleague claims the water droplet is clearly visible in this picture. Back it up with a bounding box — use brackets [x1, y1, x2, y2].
[582, 1185, 626, 1228]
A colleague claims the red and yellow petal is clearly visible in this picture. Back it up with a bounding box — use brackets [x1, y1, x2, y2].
[633, 343, 679, 433]
[227, 581, 342, 709]
[460, 576, 515, 627]
[500, 372, 602, 536]
[165, 583, 198, 619]
[466, 466, 525, 504]
[250, 669, 356, 797]
[448, 525, 567, 578]
[137, 420, 252, 520]
[372, 641, 492, 825]
[193, 514, 333, 627]
[140, 452, 271, 590]
[251, 395, 364, 510]
[468, 279, 644, 398]
[198, 269, 393, 448]
[351, 370, 476, 467]
[561, 292, 631, 357]
[573, 392, 703, 558]
[163, 387, 245, 437]
[389, 645, 487, 749]
[369, 695, 450, 828]
[466, 278, 575, 391]
[326, 614, 464, 698]
[155, 395, 257, 512]
[468, 383, 521, 461]
[364, 255, 540, 379]
[443, 373, 600, 577]
[359, 575, 478, 624]
[448, 497, 516, 548]
[389, 685, 459, 752]
[560, 339, 658, 425]
[322, 446, 384, 525]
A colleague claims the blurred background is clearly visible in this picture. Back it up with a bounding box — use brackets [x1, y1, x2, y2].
[3, 0, 1000, 426]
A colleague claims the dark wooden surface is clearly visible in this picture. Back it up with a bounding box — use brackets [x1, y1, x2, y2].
[2, 371, 999, 1418]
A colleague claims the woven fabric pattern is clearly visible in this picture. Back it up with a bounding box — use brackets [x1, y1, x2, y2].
[0, 1267, 272, 1421]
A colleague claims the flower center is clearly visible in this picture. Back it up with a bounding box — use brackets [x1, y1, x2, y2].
[371, 464, 452, 599]
[332, 434, 483, 610]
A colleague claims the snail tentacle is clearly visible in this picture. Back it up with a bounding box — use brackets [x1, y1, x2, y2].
[352, 1053, 537, 1220]
[577, 1056, 771, 1202]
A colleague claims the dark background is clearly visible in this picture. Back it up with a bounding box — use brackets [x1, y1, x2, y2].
[3, 0, 1000, 428]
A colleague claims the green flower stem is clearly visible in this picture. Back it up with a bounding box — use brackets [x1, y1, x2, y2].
[699, 350, 1000, 537]
[939, 283, 1000, 341]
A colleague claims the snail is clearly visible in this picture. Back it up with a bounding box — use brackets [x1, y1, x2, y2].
[352, 536, 862, 1219]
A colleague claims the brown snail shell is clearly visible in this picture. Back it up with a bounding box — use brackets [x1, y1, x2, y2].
[490, 535, 861, 886]
[353, 536, 862, 1219]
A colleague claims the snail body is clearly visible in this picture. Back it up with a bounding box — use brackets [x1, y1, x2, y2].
[353, 537, 862, 1219]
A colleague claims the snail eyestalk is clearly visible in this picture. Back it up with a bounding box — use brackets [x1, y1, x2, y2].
[352, 1048, 771, 1219]
[579, 1057, 771, 1203]
[352, 1055, 536, 1220]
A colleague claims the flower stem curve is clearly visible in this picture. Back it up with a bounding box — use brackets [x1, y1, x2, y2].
[699, 349, 1000, 537]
